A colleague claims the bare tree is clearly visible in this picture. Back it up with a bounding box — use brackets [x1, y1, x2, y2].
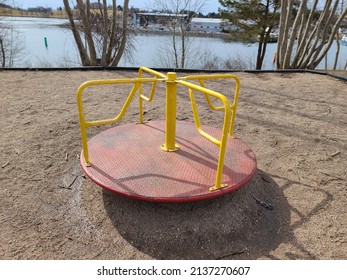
[63, 0, 131, 66]
[152, 0, 207, 69]
[333, 0, 346, 69]
[0, 26, 26, 67]
[277, 0, 347, 69]
[0, 1, 26, 67]
[154, 35, 205, 69]
[0, 38, 5, 67]
[333, 29, 340, 70]
[0, 0, 7, 66]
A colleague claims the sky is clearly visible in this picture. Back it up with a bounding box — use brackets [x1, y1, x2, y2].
[10, 0, 222, 13]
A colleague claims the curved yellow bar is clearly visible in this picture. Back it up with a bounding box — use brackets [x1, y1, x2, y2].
[138, 67, 167, 123]
[77, 78, 157, 165]
[178, 80, 232, 190]
[183, 74, 241, 136]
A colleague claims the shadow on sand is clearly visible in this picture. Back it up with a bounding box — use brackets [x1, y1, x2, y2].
[102, 169, 292, 259]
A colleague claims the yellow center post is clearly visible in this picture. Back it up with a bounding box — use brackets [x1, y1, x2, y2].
[161, 72, 180, 152]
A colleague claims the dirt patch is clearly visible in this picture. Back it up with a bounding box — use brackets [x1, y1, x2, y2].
[0, 70, 346, 259]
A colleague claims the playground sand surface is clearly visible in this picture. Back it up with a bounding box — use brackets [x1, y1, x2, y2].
[0, 70, 346, 260]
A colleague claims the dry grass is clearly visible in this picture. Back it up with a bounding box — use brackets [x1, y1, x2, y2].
[0, 8, 67, 19]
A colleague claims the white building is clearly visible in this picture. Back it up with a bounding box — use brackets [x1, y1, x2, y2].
[190, 18, 227, 32]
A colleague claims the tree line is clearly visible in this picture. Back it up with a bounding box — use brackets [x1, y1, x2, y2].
[219, 0, 347, 69]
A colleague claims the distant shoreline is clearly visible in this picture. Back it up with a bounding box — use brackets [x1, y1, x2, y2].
[0, 8, 67, 19]
[129, 28, 230, 39]
[1, 14, 231, 39]
[0, 13, 67, 19]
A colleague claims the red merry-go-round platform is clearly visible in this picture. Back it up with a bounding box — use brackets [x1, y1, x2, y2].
[80, 120, 257, 202]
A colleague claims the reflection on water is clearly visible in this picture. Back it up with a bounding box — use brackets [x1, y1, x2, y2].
[1, 16, 77, 67]
[1, 16, 346, 69]
[1, 16, 70, 27]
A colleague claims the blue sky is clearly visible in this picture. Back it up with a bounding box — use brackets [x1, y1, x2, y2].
[12, 0, 221, 13]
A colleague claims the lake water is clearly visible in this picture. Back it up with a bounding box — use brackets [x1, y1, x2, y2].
[1, 16, 346, 69]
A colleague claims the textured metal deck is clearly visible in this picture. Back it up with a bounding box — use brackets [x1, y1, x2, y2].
[80, 121, 257, 202]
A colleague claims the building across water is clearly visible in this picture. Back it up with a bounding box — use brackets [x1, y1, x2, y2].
[190, 18, 228, 32]
[133, 12, 189, 31]
[132, 12, 230, 33]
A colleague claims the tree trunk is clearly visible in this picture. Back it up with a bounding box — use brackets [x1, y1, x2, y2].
[181, 26, 186, 68]
[260, 26, 274, 69]
[256, 33, 264, 70]
[333, 32, 340, 70]
[283, 0, 307, 68]
[110, 0, 129, 66]
[278, 0, 293, 69]
[295, 4, 307, 50]
[256, 0, 278, 70]
[0, 37, 5, 67]
[63, 0, 90, 66]
[277, 0, 346, 70]
[256, 1, 267, 70]
[77, 0, 97, 65]
[291, 0, 318, 68]
[310, 7, 347, 69]
[172, 23, 179, 68]
[106, 0, 117, 63]
[299, 0, 334, 68]
[306, 1, 338, 68]
[101, 0, 109, 65]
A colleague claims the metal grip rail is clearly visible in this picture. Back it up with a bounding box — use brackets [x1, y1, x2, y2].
[77, 77, 157, 166]
[77, 67, 240, 191]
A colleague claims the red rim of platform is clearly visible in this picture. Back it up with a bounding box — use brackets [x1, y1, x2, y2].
[80, 121, 257, 203]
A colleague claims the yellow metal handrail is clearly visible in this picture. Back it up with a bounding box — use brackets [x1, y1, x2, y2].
[77, 68, 241, 191]
[77, 78, 157, 166]
[138, 67, 166, 124]
[182, 74, 240, 136]
[177, 80, 233, 191]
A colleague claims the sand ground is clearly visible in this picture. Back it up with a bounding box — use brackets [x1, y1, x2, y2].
[0, 70, 346, 259]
